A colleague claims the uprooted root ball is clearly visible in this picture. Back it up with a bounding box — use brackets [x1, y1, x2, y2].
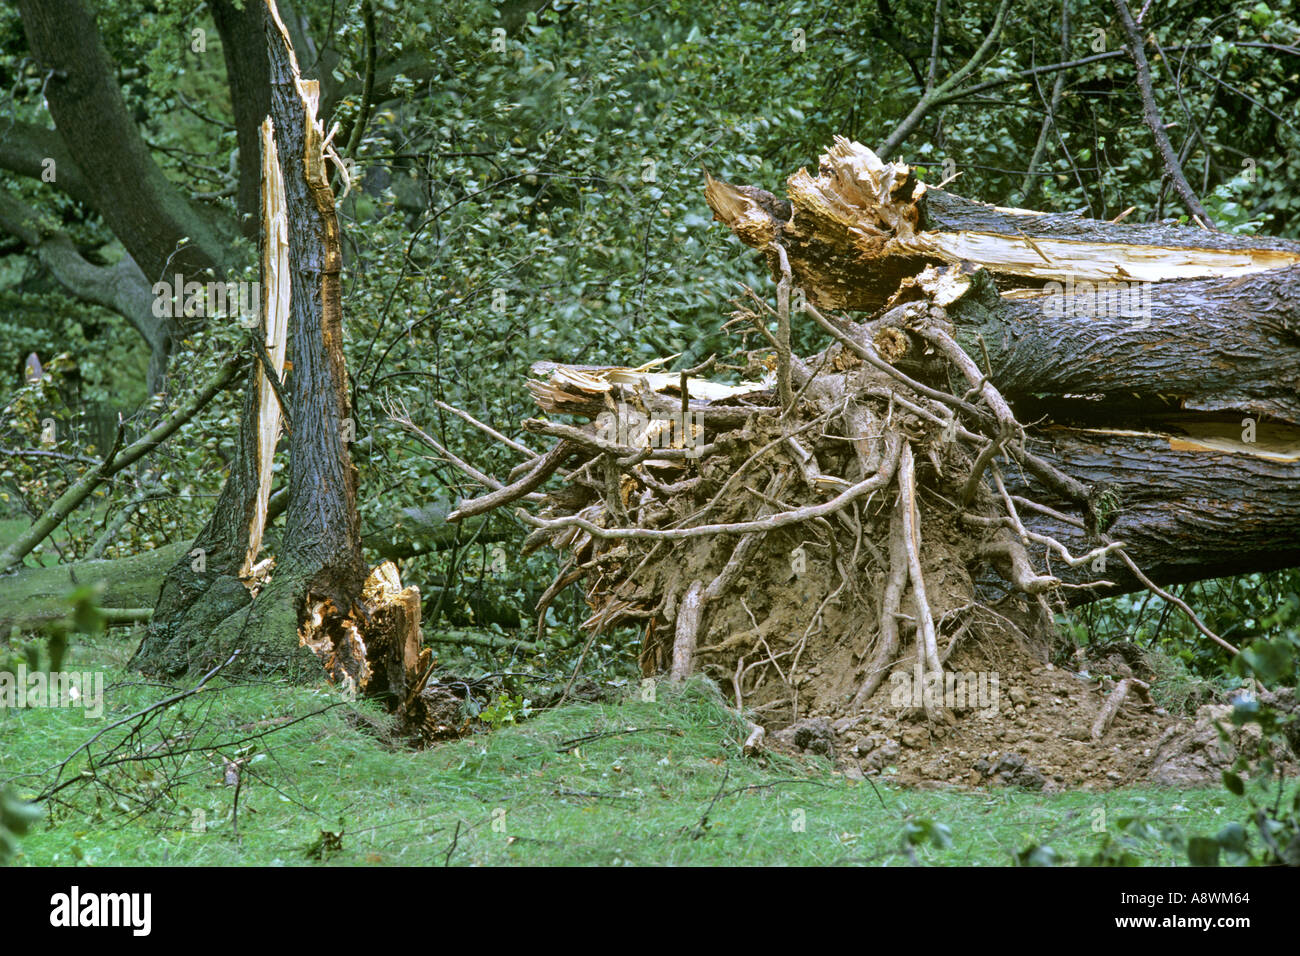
[431, 290, 1130, 735]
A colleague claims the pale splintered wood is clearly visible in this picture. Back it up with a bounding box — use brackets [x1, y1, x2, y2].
[529, 359, 768, 404]
[1065, 420, 1300, 463]
[671, 579, 704, 681]
[906, 231, 1300, 284]
[706, 136, 1300, 310]
[242, 118, 291, 580]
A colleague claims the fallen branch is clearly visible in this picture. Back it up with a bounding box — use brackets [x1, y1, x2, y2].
[0, 355, 243, 573]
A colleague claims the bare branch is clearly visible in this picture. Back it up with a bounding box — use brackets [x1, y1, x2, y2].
[1112, 0, 1215, 227]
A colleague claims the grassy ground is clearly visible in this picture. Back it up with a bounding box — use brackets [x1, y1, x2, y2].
[0, 519, 36, 564]
[2, 631, 1277, 867]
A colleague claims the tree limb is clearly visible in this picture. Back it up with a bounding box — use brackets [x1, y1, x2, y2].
[0, 189, 177, 391]
[1112, 0, 1214, 227]
[0, 355, 244, 572]
[15, 0, 238, 279]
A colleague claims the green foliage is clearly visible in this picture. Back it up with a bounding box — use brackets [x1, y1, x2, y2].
[1209, 623, 1300, 865]
[901, 817, 953, 850]
[1057, 568, 1300, 689]
[479, 692, 533, 728]
[1014, 842, 1060, 867]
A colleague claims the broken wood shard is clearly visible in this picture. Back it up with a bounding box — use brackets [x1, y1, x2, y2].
[242, 117, 291, 580]
[297, 560, 430, 725]
[527, 359, 769, 413]
[706, 136, 1300, 311]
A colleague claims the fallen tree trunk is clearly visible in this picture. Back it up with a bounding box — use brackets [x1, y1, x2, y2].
[1002, 426, 1300, 599]
[426, 137, 1298, 734]
[703, 138, 1300, 598]
[0, 542, 187, 633]
[949, 266, 1300, 427]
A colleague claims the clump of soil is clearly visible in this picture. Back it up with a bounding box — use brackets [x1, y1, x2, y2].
[766, 640, 1298, 791]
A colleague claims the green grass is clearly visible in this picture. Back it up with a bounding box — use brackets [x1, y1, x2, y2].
[0, 513, 102, 569]
[0, 518, 39, 566]
[0, 632, 1281, 866]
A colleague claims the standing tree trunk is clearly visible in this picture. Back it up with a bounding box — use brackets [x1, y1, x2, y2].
[132, 2, 407, 696]
[257, 0, 367, 617]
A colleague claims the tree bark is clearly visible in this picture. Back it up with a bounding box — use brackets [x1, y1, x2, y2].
[15, 0, 237, 282]
[128, 1, 364, 679]
[261, 1, 367, 614]
[999, 428, 1300, 600]
[947, 265, 1300, 426]
[705, 137, 1300, 314]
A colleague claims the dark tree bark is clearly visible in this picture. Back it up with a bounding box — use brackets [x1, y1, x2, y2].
[0, 122, 97, 208]
[949, 265, 1300, 426]
[15, 0, 237, 283]
[262, 7, 367, 614]
[211, 0, 273, 237]
[128, 4, 432, 728]
[1000, 429, 1300, 600]
[1, 0, 409, 385]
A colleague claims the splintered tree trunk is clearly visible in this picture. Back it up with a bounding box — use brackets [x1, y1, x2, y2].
[259, 2, 366, 613]
[705, 137, 1300, 314]
[131, 2, 430, 730]
[704, 137, 1300, 598]
[130, 1, 355, 677]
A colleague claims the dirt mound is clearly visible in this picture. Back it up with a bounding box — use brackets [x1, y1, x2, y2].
[766, 641, 1298, 791]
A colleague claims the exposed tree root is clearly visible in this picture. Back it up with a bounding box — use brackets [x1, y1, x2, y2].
[418, 138, 1253, 734]
[1091, 676, 1150, 741]
[420, 283, 1203, 730]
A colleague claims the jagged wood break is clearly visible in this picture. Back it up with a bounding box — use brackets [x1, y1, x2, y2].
[127, 0, 447, 742]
